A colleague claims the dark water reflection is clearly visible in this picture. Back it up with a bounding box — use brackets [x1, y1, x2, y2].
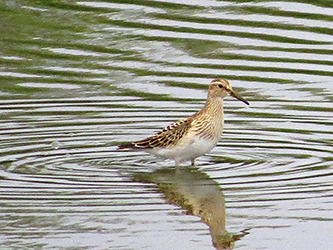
[134, 167, 249, 250]
[1, 0, 333, 249]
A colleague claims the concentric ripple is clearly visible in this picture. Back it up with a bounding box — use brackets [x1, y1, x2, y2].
[0, 0, 332, 249]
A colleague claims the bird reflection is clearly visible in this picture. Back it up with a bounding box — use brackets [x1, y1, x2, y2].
[134, 167, 249, 250]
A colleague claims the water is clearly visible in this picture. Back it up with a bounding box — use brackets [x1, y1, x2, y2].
[0, 0, 332, 249]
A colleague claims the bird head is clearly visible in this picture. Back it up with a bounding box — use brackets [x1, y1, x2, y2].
[208, 78, 249, 105]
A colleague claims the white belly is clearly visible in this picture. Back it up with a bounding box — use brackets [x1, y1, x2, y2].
[149, 136, 219, 164]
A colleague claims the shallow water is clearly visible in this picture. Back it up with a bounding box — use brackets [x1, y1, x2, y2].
[0, 0, 333, 249]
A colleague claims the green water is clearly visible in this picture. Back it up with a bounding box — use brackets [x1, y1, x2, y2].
[0, 1, 332, 249]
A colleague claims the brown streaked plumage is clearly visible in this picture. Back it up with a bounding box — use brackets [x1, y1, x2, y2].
[118, 78, 249, 166]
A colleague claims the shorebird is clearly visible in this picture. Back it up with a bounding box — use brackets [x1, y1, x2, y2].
[118, 78, 249, 166]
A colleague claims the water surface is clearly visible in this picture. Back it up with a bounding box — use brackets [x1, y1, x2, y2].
[0, 0, 332, 249]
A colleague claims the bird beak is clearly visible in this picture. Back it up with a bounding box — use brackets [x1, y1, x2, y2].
[230, 89, 249, 105]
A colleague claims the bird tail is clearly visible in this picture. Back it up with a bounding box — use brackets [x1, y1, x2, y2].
[117, 143, 136, 150]
[118, 140, 153, 150]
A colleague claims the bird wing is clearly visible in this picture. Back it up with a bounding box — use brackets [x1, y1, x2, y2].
[131, 116, 194, 149]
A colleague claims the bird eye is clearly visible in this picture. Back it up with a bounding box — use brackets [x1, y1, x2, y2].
[218, 84, 223, 88]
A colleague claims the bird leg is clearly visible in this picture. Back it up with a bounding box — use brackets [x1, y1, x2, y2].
[191, 158, 196, 166]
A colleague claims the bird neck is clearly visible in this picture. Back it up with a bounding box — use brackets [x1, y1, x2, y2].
[204, 97, 224, 116]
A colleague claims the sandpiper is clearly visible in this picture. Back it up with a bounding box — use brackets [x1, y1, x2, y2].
[119, 78, 249, 166]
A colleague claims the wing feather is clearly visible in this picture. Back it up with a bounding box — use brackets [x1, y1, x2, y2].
[132, 117, 194, 149]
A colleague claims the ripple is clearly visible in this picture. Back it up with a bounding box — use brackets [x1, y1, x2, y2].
[1, 0, 333, 249]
